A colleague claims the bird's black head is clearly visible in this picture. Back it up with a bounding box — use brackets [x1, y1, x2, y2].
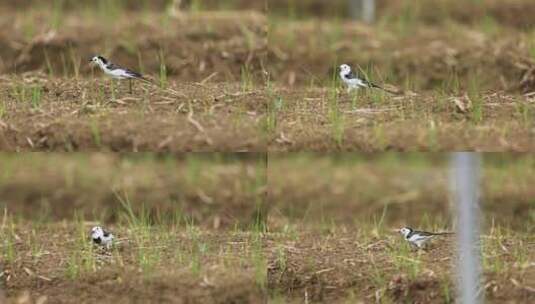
[89, 55, 108, 64]
[97, 56, 108, 64]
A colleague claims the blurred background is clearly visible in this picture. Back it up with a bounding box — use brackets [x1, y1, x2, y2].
[268, 0, 535, 92]
[268, 153, 535, 232]
[0, 153, 267, 229]
[0, 0, 267, 83]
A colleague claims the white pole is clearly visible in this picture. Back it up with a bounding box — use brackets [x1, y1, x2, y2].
[451, 153, 483, 304]
[349, 0, 375, 23]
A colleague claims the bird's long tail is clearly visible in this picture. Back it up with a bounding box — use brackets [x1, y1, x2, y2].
[133, 76, 186, 98]
[431, 232, 455, 236]
[370, 82, 397, 94]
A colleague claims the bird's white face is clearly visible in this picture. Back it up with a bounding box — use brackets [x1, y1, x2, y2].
[91, 226, 104, 238]
[399, 227, 412, 237]
[339, 64, 351, 75]
[89, 56, 105, 67]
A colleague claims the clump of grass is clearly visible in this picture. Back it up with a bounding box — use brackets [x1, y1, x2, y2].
[515, 99, 532, 128]
[30, 86, 42, 109]
[467, 71, 484, 123]
[240, 65, 254, 92]
[44, 50, 55, 76]
[116, 191, 163, 274]
[11, 84, 27, 104]
[158, 50, 168, 89]
[266, 96, 283, 135]
[250, 232, 267, 290]
[68, 46, 81, 78]
[65, 215, 96, 279]
[391, 245, 422, 280]
[89, 118, 101, 147]
[1, 219, 17, 264]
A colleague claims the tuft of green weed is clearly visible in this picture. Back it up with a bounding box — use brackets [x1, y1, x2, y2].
[44, 50, 55, 76]
[251, 233, 267, 290]
[158, 50, 168, 89]
[89, 118, 102, 147]
[30, 86, 42, 109]
[66, 215, 96, 279]
[266, 96, 283, 134]
[1, 220, 17, 264]
[241, 65, 254, 92]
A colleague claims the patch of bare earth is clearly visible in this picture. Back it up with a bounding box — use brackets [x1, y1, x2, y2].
[269, 87, 535, 151]
[0, 77, 266, 151]
[3, 223, 267, 304]
[266, 230, 535, 303]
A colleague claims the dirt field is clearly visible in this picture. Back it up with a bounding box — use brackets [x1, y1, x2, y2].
[0, 4, 267, 151]
[266, 154, 534, 303]
[267, 0, 535, 151]
[2, 1, 535, 303]
[2, 154, 533, 303]
[1, 154, 269, 303]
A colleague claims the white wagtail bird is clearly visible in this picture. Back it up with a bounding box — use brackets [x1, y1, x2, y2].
[339, 64, 392, 94]
[398, 227, 454, 249]
[89, 55, 150, 93]
[90, 226, 114, 249]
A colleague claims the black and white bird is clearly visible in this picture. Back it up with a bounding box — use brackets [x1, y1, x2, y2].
[398, 227, 453, 249]
[339, 63, 388, 93]
[90, 226, 114, 249]
[89, 55, 150, 93]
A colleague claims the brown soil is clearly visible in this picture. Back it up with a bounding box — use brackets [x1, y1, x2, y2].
[0, 77, 266, 152]
[268, 21, 533, 91]
[268, 87, 535, 152]
[266, 230, 535, 303]
[0, 7, 268, 152]
[0, 11, 266, 83]
[3, 223, 267, 304]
